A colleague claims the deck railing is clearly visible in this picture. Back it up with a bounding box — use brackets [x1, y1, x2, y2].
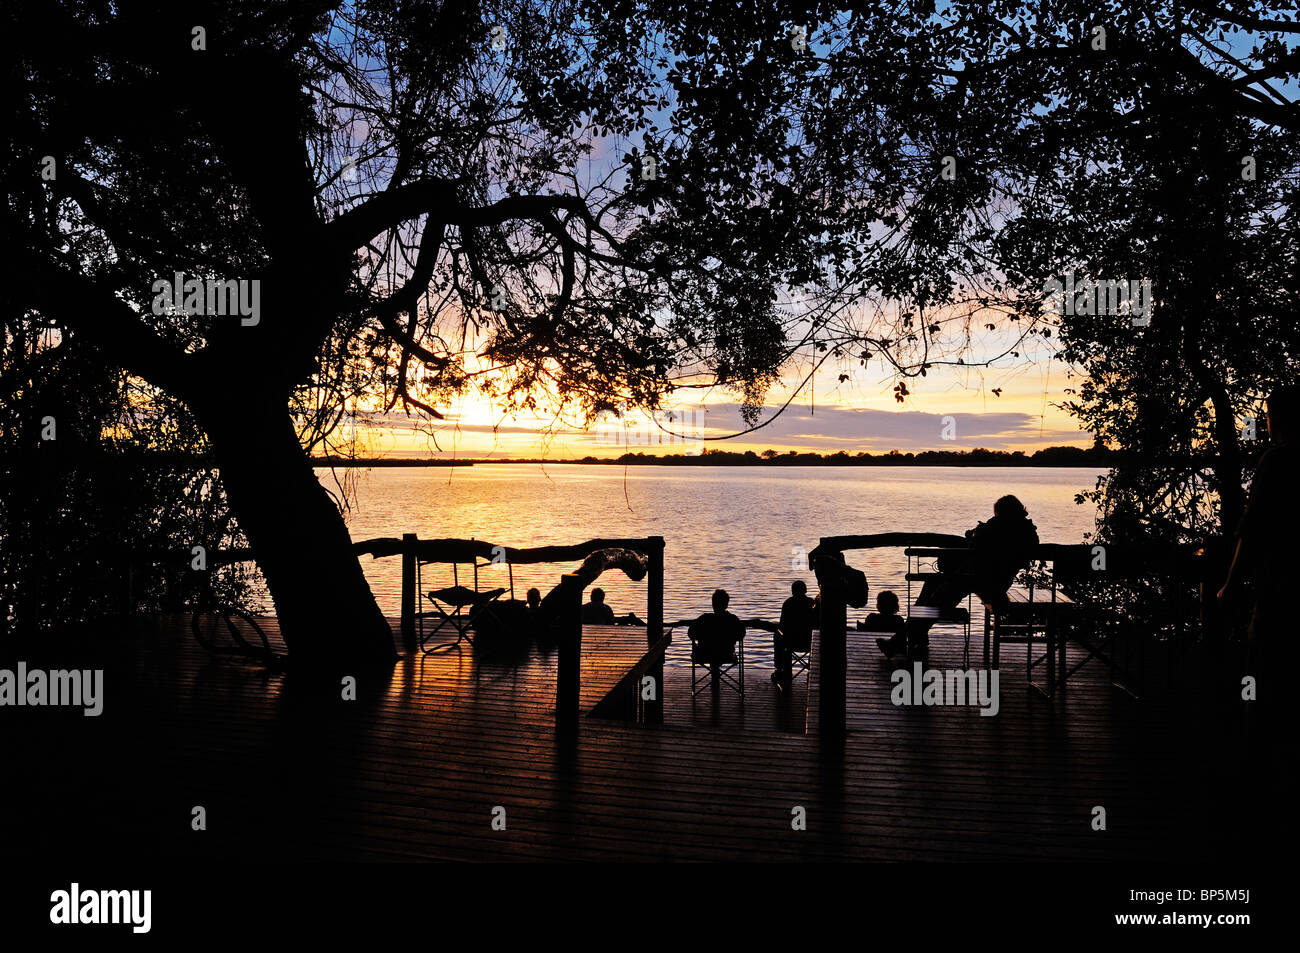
[808, 534, 1206, 735]
[355, 534, 666, 728]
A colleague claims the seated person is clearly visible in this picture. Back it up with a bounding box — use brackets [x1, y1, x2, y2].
[932, 494, 1039, 608]
[880, 494, 1039, 658]
[686, 589, 746, 667]
[580, 587, 616, 625]
[466, 594, 530, 652]
[861, 590, 908, 657]
[523, 586, 565, 650]
[773, 580, 815, 686]
[525, 587, 543, 619]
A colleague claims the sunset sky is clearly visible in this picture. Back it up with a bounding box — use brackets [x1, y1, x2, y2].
[332, 44, 1099, 461]
[345, 342, 1090, 459]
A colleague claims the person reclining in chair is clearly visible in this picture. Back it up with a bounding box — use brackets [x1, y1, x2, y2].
[687, 589, 746, 668]
[878, 494, 1039, 659]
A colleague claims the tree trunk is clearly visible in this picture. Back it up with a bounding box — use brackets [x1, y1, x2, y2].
[1206, 385, 1246, 535]
[200, 398, 397, 671]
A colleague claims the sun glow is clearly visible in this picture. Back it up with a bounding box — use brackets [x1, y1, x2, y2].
[330, 356, 1087, 459]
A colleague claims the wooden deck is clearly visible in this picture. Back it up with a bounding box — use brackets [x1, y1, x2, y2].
[0, 613, 1263, 861]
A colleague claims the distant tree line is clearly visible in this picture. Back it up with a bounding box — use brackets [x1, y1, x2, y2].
[589, 445, 1121, 466]
[385, 444, 1119, 466]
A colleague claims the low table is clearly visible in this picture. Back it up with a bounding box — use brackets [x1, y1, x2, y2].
[987, 587, 1075, 697]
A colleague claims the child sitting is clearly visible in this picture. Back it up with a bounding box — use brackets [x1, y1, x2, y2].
[859, 591, 908, 658]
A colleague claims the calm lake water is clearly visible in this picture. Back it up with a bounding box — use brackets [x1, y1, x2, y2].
[327, 464, 1105, 669]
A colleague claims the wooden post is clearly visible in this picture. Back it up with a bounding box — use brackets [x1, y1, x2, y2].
[400, 532, 417, 654]
[645, 536, 665, 725]
[816, 550, 848, 738]
[557, 574, 583, 731]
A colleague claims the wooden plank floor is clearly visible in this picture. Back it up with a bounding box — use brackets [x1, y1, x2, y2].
[0, 613, 1260, 861]
[660, 631, 810, 733]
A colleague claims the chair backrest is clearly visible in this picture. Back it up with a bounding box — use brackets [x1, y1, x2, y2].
[687, 614, 744, 640]
[688, 614, 744, 664]
[421, 553, 515, 601]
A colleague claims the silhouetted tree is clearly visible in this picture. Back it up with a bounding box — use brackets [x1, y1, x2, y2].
[0, 321, 256, 636]
[0, 2, 1006, 665]
[5, 0, 1296, 667]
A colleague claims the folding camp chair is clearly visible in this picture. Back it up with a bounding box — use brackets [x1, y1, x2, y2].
[417, 554, 514, 653]
[771, 621, 810, 686]
[687, 618, 745, 696]
[788, 635, 811, 682]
